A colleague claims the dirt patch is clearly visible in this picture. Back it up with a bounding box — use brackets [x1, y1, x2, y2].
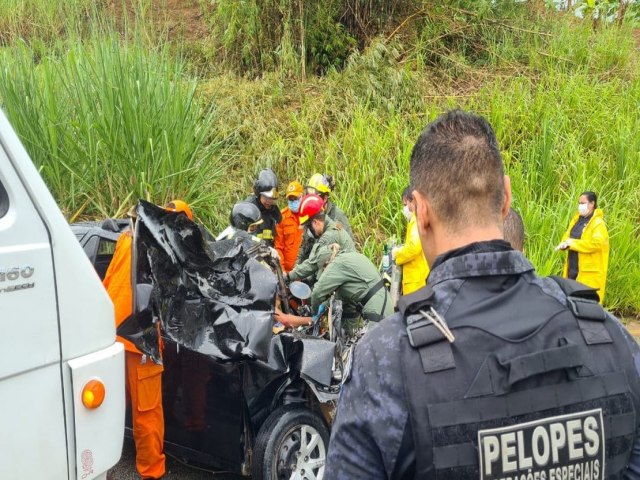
[106, 0, 210, 42]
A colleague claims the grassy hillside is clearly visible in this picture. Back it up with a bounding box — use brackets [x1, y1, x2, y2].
[0, 1, 638, 312]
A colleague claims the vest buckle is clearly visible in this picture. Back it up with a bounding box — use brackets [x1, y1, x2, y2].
[406, 307, 455, 348]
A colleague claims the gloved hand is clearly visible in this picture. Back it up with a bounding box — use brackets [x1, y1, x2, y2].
[555, 240, 571, 251]
[312, 304, 327, 324]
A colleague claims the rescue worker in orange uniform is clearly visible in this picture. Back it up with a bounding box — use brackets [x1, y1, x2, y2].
[103, 199, 193, 480]
[275, 181, 304, 272]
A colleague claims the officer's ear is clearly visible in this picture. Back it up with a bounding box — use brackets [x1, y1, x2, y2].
[501, 175, 512, 221]
[411, 190, 432, 235]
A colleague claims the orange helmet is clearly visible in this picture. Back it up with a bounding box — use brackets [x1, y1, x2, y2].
[298, 194, 325, 224]
[285, 181, 304, 199]
[165, 199, 193, 220]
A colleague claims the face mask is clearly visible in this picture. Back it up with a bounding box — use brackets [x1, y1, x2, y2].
[578, 203, 589, 216]
[288, 199, 300, 213]
[402, 205, 412, 221]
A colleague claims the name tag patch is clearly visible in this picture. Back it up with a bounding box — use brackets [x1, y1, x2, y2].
[478, 409, 605, 480]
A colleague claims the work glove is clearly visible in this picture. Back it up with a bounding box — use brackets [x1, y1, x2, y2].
[555, 240, 571, 251]
[312, 304, 327, 324]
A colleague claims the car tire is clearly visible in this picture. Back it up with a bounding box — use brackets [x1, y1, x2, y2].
[251, 405, 329, 480]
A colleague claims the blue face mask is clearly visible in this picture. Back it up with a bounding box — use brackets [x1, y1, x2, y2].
[288, 199, 300, 213]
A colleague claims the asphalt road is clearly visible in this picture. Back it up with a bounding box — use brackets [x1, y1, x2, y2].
[108, 437, 244, 479]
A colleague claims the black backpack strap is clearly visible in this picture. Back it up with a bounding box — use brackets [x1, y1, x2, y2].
[357, 279, 384, 310]
[549, 276, 612, 345]
[401, 286, 456, 374]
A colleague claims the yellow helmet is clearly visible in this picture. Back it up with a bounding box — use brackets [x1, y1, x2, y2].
[306, 173, 331, 195]
[165, 200, 193, 220]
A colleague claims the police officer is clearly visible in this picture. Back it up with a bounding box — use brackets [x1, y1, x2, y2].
[286, 194, 355, 283]
[246, 168, 281, 246]
[325, 110, 640, 479]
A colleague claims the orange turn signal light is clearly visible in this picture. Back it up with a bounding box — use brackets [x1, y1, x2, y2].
[82, 379, 106, 409]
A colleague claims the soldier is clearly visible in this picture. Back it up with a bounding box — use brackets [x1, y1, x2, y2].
[285, 194, 355, 284]
[325, 110, 640, 478]
[276, 244, 391, 334]
[310, 245, 392, 332]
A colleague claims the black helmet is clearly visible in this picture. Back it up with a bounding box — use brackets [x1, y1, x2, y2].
[253, 168, 278, 197]
[230, 201, 262, 231]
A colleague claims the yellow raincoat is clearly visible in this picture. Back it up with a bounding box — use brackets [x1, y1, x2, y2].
[561, 208, 609, 304]
[394, 215, 430, 295]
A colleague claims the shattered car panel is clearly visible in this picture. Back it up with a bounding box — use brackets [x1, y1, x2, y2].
[105, 201, 339, 473]
[120, 200, 277, 364]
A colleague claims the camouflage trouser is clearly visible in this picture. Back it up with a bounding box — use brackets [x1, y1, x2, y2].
[342, 316, 366, 338]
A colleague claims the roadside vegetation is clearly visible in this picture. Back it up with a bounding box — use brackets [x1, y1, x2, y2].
[0, 0, 638, 313]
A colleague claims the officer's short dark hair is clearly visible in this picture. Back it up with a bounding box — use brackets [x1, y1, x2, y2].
[402, 186, 413, 202]
[504, 208, 525, 252]
[410, 110, 504, 230]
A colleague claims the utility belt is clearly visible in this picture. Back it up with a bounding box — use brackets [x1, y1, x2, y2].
[356, 279, 387, 322]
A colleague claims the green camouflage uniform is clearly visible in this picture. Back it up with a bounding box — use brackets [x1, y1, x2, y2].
[288, 217, 355, 282]
[311, 250, 392, 334]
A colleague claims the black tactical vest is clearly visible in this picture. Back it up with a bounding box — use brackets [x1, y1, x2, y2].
[400, 275, 640, 480]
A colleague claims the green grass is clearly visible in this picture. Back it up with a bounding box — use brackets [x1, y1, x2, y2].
[0, 33, 226, 220]
[0, 3, 638, 311]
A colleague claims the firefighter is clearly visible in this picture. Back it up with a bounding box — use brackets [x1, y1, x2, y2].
[392, 186, 429, 295]
[296, 173, 354, 266]
[557, 191, 609, 303]
[103, 200, 193, 480]
[216, 201, 263, 242]
[285, 194, 355, 284]
[325, 110, 640, 478]
[305, 173, 353, 238]
[275, 181, 304, 272]
[245, 168, 281, 247]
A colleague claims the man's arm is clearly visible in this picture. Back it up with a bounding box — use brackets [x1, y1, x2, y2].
[310, 262, 342, 312]
[289, 242, 323, 281]
[325, 319, 409, 479]
[611, 315, 640, 478]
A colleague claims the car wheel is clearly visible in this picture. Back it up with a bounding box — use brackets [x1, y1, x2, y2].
[252, 405, 329, 480]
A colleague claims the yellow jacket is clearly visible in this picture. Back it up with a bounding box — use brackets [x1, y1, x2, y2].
[561, 208, 609, 304]
[394, 215, 429, 295]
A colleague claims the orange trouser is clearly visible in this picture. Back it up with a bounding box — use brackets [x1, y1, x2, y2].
[125, 350, 166, 479]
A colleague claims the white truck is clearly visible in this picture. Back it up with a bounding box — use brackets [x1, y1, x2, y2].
[0, 107, 125, 479]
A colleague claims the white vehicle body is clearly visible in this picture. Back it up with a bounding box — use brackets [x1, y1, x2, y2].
[0, 108, 124, 479]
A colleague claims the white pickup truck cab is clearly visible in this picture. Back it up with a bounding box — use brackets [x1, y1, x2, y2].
[0, 108, 125, 479]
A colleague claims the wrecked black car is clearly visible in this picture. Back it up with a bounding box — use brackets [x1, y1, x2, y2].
[71, 201, 344, 479]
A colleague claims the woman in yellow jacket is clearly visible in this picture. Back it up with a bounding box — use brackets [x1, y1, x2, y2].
[393, 188, 430, 295]
[557, 191, 609, 303]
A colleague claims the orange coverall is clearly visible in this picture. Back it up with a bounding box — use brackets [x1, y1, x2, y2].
[275, 206, 303, 272]
[103, 231, 165, 479]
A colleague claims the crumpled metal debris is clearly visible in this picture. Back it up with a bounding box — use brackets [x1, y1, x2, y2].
[118, 200, 277, 364]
